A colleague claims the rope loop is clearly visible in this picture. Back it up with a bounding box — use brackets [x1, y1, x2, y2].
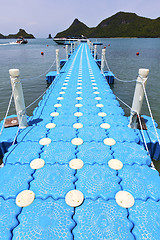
[0, 83, 16, 137]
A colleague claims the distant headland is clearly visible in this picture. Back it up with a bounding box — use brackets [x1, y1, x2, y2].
[0, 29, 35, 39]
[55, 11, 160, 38]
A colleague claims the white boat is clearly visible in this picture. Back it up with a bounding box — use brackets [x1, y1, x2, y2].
[53, 35, 87, 45]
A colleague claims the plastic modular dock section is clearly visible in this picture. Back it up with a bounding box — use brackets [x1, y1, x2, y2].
[0, 43, 160, 240]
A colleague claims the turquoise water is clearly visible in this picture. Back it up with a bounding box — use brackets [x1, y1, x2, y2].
[0, 38, 160, 127]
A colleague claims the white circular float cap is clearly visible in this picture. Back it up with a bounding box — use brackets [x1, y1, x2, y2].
[104, 138, 116, 146]
[39, 138, 51, 145]
[16, 190, 35, 207]
[115, 191, 135, 208]
[100, 123, 111, 129]
[54, 104, 62, 108]
[57, 97, 64, 100]
[69, 159, 84, 169]
[108, 159, 123, 170]
[139, 68, 149, 78]
[71, 138, 83, 146]
[75, 104, 83, 108]
[9, 69, 19, 77]
[95, 97, 101, 100]
[98, 112, 107, 117]
[96, 104, 104, 108]
[46, 123, 56, 129]
[30, 158, 45, 169]
[73, 123, 83, 129]
[50, 112, 59, 117]
[74, 112, 83, 117]
[65, 190, 84, 207]
[76, 97, 83, 100]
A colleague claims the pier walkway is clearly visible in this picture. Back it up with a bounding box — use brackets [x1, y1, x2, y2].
[1, 43, 160, 239]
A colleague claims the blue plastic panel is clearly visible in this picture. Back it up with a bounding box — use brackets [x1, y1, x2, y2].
[77, 142, 113, 164]
[30, 164, 76, 199]
[12, 198, 74, 240]
[73, 199, 134, 240]
[76, 164, 121, 199]
[3, 142, 42, 164]
[0, 164, 34, 198]
[119, 165, 160, 201]
[41, 142, 76, 164]
[112, 142, 151, 165]
[0, 198, 20, 240]
[129, 199, 160, 240]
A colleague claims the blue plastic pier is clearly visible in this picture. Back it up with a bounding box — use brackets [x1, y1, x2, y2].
[1, 43, 160, 239]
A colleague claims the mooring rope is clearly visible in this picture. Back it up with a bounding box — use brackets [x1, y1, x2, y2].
[141, 80, 160, 145]
[106, 90, 151, 156]
[0, 83, 16, 137]
[22, 59, 56, 81]
[104, 56, 137, 83]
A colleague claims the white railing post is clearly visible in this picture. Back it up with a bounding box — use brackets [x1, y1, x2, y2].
[101, 48, 106, 73]
[56, 49, 60, 74]
[74, 42, 76, 52]
[128, 68, 149, 129]
[87, 40, 90, 49]
[9, 69, 28, 128]
[94, 45, 97, 60]
[71, 43, 73, 55]
[66, 45, 68, 60]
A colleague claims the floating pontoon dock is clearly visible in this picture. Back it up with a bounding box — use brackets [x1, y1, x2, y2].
[0, 43, 160, 239]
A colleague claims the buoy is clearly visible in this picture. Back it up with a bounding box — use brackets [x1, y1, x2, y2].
[104, 46, 106, 49]
[41, 52, 44, 55]
[47, 45, 48, 47]
[136, 52, 139, 56]
[108, 44, 110, 46]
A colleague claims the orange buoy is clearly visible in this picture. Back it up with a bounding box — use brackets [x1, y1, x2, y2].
[136, 52, 139, 56]
[41, 52, 44, 55]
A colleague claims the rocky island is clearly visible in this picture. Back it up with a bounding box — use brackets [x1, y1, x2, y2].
[0, 29, 35, 39]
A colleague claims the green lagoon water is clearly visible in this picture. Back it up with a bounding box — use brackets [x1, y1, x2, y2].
[0, 38, 160, 169]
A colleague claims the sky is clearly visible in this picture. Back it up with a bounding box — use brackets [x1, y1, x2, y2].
[0, 0, 160, 38]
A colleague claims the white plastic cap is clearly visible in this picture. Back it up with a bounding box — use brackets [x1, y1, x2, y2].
[9, 69, 20, 77]
[139, 69, 149, 78]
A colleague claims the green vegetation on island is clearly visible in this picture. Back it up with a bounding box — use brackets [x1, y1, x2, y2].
[55, 12, 160, 38]
[0, 29, 35, 39]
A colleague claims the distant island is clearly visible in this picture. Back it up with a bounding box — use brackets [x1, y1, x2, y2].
[0, 29, 35, 39]
[55, 12, 160, 38]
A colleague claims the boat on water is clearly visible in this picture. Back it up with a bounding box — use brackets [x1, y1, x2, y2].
[16, 37, 28, 44]
[53, 35, 87, 45]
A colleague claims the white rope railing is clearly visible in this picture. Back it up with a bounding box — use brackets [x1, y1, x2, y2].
[22, 59, 56, 81]
[141, 81, 160, 145]
[0, 83, 16, 137]
[104, 55, 137, 83]
[137, 112, 150, 156]
[113, 92, 151, 156]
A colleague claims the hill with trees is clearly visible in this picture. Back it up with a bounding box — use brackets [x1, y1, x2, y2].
[55, 12, 160, 38]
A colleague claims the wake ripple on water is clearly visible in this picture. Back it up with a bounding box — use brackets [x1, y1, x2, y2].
[0, 42, 18, 46]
